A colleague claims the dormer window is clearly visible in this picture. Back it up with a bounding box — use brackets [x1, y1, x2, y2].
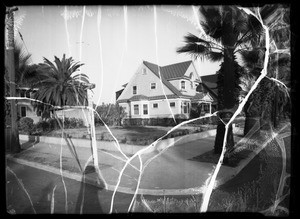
[181, 81, 186, 90]
[133, 86, 137, 95]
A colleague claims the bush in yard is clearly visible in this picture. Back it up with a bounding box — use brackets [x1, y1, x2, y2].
[35, 120, 51, 132]
[94, 103, 127, 126]
[49, 118, 62, 130]
[19, 117, 34, 134]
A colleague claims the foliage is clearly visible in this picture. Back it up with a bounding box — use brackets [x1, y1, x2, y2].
[94, 103, 127, 126]
[31, 54, 91, 116]
[18, 117, 34, 134]
[30, 117, 85, 135]
[239, 5, 291, 132]
[133, 196, 201, 213]
[63, 117, 85, 129]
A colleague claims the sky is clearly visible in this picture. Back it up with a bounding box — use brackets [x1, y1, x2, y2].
[13, 5, 221, 105]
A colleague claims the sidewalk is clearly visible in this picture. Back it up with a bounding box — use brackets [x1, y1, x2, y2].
[6, 133, 253, 196]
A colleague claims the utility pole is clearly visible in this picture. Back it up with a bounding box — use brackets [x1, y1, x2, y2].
[5, 6, 21, 153]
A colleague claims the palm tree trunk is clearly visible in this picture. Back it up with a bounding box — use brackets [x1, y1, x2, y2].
[6, 8, 21, 153]
[214, 48, 235, 156]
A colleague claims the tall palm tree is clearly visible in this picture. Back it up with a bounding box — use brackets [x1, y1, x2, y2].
[29, 54, 91, 172]
[31, 54, 90, 116]
[239, 4, 291, 135]
[177, 5, 263, 157]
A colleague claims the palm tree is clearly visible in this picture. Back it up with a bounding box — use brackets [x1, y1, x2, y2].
[29, 54, 91, 172]
[31, 54, 90, 116]
[240, 50, 291, 135]
[239, 5, 291, 135]
[177, 5, 263, 157]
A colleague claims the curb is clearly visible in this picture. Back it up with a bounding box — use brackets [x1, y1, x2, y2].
[19, 129, 217, 155]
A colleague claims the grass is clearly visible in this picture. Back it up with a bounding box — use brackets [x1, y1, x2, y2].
[131, 122, 291, 215]
[43, 124, 216, 146]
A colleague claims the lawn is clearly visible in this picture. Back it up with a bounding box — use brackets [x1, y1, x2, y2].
[47, 125, 213, 146]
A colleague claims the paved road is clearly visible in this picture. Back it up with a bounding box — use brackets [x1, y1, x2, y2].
[6, 160, 136, 214]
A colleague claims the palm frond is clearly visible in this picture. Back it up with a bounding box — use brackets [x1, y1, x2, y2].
[208, 51, 223, 62]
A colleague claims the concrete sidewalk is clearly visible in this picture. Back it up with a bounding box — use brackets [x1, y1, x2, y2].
[6, 133, 253, 196]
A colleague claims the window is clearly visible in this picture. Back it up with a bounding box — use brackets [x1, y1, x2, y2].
[133, 86, 137, 95]
[143, 104, 148, 115]
[183, 102, 188, 114]
[134, 104, 139, 115]
[20, 106, 26, 117]
[181, 81, 186, 90]
[20, 90, 25, 97]
[153, 103, 158, 108]
[190, 81, 194, 89]
[142, 68, 147, 75]
[170, 102, 175, 107]
[150, 83, 156, 90]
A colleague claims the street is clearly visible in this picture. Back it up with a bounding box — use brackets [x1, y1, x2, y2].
[6, 160, 135, 214]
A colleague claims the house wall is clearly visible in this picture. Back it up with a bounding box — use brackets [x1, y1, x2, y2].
[120, 98, 193, 119]
[117, 63, 174, 101]
[17, 99, 40, 123]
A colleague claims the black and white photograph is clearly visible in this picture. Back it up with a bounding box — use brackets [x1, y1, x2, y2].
[4, 4, 294, 215]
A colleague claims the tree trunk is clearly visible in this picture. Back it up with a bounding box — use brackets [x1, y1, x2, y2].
[244, 115, 260, 137]
[214, 47, 236, 156]
[5, 9, 21, 153]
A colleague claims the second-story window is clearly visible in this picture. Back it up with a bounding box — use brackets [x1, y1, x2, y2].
[133, 86, 137, 95]
[170, 102, 175, 107]
[20, 106, 27, 117]
[181, 81, 186, 90]
[20, 90, 25, 97]
[150, 83, 156, 90]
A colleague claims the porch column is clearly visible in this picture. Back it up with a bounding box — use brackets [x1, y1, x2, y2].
[209, 102, 212, 114]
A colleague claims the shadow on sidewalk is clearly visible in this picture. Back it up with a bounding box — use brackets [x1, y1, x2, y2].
[75, 163, 106, 214]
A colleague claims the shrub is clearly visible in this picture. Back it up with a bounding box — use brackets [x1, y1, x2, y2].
[19, 117, 34, 134]
[94, 103, 127, 126]
[49, 118, 62, 130]
[35, 120, 51, 132]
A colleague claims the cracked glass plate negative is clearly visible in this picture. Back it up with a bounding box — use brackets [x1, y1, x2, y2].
[5, 4, 293, 215]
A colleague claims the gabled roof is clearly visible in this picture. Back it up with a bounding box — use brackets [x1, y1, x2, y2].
[161, 61, 192, 80]
[143, 61, 182, 96]
[200, 74, 218, 98]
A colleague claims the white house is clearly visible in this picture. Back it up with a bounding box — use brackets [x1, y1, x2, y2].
[116, 60, 214, 120]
